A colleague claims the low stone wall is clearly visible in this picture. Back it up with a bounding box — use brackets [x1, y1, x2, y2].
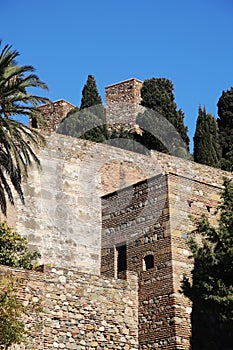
[0, 265, 138, 350]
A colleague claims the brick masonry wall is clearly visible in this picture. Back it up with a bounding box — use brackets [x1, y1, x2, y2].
[0, 265, 138, 350]
[101, 169, 232, 350]
[101, 174, 182, 349]
[105, 79, 144, 127]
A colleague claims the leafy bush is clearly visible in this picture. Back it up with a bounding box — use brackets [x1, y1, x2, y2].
[0, 222, 41, 270]
[0, 276, 26, 349]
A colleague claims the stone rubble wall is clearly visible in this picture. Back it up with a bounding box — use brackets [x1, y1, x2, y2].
[31, 100, 75, 132]
[0, 265, 138, 350]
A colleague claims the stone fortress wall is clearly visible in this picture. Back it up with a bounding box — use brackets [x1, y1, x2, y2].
[1, 78, 232, 349]
[2, 132, 231, 350]
[3, 132, 229, 275]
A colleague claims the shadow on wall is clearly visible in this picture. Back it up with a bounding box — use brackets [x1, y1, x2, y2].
[191, 302, 233, 349]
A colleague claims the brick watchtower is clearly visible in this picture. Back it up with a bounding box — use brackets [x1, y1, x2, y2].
[101, 166, 225, 349]
[105, 78, 143, 127]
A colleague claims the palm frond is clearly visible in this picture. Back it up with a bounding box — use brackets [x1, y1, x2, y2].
[0, 41, 50, 215]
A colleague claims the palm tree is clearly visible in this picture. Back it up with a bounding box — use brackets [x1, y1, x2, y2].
[0, 41, 50, 215]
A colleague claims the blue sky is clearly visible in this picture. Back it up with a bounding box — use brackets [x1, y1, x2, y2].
[1, 0, 233, 150]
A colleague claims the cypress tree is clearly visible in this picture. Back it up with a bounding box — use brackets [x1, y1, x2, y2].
[137, 78, 190, 153]
[217, 87, 233, 171]
[58, 75, 107, 141]
[80, 75, 102, 110]
[176, 109, 190, 147]
[194, 107, 221, 168]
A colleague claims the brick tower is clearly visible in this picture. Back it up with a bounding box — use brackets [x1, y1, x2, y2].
[101, 169, 222, 349]
[105, 78, 143, 127]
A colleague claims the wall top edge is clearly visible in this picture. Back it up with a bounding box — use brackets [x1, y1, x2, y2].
[105, 78, 143, 89]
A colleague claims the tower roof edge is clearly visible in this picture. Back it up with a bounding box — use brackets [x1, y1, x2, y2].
[105, 78, 143, 89]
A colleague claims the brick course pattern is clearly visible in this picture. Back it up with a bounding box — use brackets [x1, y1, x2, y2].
[101, 171, 228, 349]
[0, 265, 138, 350]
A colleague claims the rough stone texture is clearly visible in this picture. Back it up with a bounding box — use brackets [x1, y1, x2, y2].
[105, 78, 143, 127]
[3, 132, 232, 276]
[8, 134, 162, 274]
[0, 265, 138, 350]
[30, 99, 75, 132]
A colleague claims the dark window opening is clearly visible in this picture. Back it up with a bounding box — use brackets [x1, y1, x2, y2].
[187, 200, 193, 207]
[31, 117, 38, 128]
[117, 244, 127, 273]
[143, 254, 154, 270]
